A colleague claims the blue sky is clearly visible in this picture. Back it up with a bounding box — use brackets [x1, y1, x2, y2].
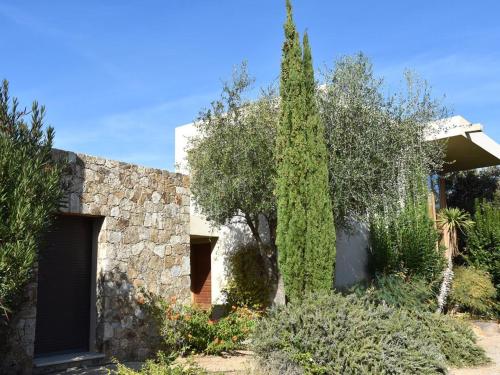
[1, 0, 499, 170]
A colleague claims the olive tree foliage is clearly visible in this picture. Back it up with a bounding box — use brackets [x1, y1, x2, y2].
[186, 64, 280, 298]
[0, 80, 65, 323]
[319, 53, 447, 228]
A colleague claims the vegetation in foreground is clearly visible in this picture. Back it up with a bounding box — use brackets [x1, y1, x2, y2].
[252, 292, 489, 375]
[449, 266, 498, 318]
[146, 295, 259, 356]
[0, 80, 64, 326]
[112, 353, 209, 375]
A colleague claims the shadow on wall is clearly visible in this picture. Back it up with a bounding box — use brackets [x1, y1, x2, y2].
[335, 223, 371, 290]
[214, 218, 372, 301]
[96, 269, 162, 360]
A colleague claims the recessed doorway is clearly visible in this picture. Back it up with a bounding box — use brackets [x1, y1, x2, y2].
[34, 215, 100, 356]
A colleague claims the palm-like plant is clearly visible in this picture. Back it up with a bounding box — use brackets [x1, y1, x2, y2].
[438, 207, 474, 258]
[436, 207, 474, 313]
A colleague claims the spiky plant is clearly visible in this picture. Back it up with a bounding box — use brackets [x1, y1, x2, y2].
[438, 207, 474, 258]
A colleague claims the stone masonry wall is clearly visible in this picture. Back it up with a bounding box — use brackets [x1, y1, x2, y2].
[61, 151, 191, 359]
[3, 150, 191, 373]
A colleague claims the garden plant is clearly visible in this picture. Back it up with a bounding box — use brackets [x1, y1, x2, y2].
[0, 80, 64, 335]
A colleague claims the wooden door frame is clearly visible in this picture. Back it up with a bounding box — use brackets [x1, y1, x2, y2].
[189, 236, 217, 307]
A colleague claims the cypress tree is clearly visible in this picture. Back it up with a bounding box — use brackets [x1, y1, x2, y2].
[302, 32, 336, 293]
[276, 0, 336, 301]
[276, 0, 307, 301]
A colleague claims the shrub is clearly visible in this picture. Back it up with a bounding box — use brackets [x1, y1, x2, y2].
[112, 352, 207, 375]
[146, 295, 258, 356]
[353, 274, 438, 311]
[252, 292, 488, 374]
[222, 243, 272, 308]
[449, 266, 498, 317]
[465, 200, 500, 298]
[370, 203, 445, 281]
[0, 80, 64, 321]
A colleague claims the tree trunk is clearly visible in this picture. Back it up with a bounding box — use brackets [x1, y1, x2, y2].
[267, 216, 286, 305]
[245, 214, 284, 306]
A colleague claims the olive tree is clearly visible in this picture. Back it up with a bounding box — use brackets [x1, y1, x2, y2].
[187, 54, 447, 302]
[186, 64, 281, 302]
[319, 53, 446, 228]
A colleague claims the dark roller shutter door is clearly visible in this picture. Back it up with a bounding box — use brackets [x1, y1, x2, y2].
[34, 215, 93, 356]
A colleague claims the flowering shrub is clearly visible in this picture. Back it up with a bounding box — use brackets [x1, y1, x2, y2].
[146, 295, 259, 356]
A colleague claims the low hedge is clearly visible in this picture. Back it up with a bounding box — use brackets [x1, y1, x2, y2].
[252, 292, 488, 374]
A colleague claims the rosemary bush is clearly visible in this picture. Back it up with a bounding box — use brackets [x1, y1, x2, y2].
[252, 292, 488, 375]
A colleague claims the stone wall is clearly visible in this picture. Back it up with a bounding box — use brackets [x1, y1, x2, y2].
[3, 150, 191, 373]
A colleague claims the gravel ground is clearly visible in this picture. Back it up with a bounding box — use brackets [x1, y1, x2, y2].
[175, 350, 255, 374]
[449, 321, 500, 375]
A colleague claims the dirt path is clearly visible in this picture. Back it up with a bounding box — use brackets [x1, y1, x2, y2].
[450, 321, 500, 375]
[175, 350, 255, 374]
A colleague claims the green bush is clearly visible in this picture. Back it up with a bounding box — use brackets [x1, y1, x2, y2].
[353, 274, 438, 311]
[146, 295, 259, 356]
[449, 266, 498, 317]
[222, 243, 272, 308]
[252, 292, 488, 374]
[465, 200, 500, 299]
[0, 80, 64, 320]
[112, 352, 208, 375]
[370, 202, 445, 281]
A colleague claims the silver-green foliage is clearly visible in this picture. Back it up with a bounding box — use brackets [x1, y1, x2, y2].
[352, 274, 438, 312]
[319, 53, 446, 228]
[187, 64, 278, 232]
[252, 292, 488, 375]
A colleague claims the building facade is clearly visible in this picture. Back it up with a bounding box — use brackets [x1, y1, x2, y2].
[3, 150, 192, 374]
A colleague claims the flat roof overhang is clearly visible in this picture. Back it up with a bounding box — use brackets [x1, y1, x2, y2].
[426, 118, 500, 173]
[441, 131, 500, 172]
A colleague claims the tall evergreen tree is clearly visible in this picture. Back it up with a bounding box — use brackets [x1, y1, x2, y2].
[302, 33, 336, 293]
[276, 0, 307, 301]
[276, 0, 336, 300]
